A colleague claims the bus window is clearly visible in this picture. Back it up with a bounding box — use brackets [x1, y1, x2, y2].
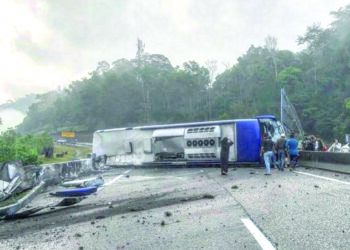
[258, 119, 283, 142]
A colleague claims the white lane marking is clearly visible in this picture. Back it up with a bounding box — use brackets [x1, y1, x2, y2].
[241, 218, 275, 250]
[105, 169, 132, 186]
[295, 171, 350, 185]
[98, 169, 132, 192]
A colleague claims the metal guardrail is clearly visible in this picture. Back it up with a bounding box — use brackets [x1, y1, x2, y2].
[299, 151, 350, 174]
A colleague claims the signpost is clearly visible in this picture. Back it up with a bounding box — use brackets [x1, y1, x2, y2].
[61, 132, 75, 138]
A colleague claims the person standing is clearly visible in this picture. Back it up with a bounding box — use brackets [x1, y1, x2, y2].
[315, 138, 324, 151]
[286, 133, 299, 170]
[260, 134, 275, 175]
[276, 133, 287, 171]
[220, 137, 233, 175]
[328, 139, 342, 152]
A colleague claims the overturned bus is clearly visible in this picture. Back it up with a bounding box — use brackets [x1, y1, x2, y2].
[92, 115, 284, 167]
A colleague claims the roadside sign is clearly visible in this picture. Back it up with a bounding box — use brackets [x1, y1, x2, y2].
[346, 134, 350, 143]
[61, 131, 75, 138]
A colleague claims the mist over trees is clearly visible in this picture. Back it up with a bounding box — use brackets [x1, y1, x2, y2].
[17, 5, 350, 141]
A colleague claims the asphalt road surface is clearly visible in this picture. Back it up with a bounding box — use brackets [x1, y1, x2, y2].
[0, 166, 349, 250]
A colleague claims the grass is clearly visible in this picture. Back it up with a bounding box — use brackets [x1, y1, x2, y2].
[0, 190, 31, 208]
[39, 143, 92, 164]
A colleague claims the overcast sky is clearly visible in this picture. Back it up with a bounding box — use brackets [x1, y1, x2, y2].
[0, 0, 349, 104]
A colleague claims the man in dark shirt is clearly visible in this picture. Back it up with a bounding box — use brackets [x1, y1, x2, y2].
[260, 133, 275, 175]
[220, 137, 233, 175]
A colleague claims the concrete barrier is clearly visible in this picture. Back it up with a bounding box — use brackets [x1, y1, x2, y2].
[299, 151, 350, 174]
[40, 158, 93, 184]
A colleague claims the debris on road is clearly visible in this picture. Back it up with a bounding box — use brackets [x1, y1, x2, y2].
[160, 220, 166, 226]
[164, 211, 172, 217]
[50, 186, 97, 197]
[55, 197, 86, 206]
[0, 176, 22, 201]
[3, 197, 86, 220]
[231, 185, 238, 189]
[0, 161, 40, 201]
[314, 185, 319, 188]
[61, 176, 104, 188]
[202, 194, 214, 199]
[4, 206, 45, 220]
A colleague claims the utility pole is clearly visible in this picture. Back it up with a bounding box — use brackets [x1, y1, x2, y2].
[136, 39, 149, 123]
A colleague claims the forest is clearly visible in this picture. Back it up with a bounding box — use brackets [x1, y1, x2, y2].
[17, 5, 350, 141]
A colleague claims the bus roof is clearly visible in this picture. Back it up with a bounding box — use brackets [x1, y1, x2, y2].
[95, 116, 276, 134]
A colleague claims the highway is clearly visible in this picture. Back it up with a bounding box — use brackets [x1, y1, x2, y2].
[0, 166, 349, 250]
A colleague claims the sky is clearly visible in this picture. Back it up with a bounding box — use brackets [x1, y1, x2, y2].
[0, 0, 349, 104]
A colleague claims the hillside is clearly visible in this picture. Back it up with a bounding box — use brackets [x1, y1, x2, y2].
[0, 94, 37, 113]
[17, 5, 350, 140]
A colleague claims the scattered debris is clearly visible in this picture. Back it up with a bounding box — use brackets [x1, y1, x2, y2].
[161, 220, 166, 226]
[61, 176, 104, 188]
[335, 174, 339, 177]
[50, 186, 97, 197]
[91, 221, 95, 225]
[95, 215, 106, 220]
[250, 171, 255, 174]
[231, 185, 238, 189]
[56, 197, 86, 206]
[125, 175, 130, 178]
[165, 211, 172, 217]
[314, 185, 319, 188]
[202, 194, 215, 199]
[4, 206, 45, 220]
[0, 176, 22, 201]
[278, 184, 282, 188]
[74, 233, 82, 238]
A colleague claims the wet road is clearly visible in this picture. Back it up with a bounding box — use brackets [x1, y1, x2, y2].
[0, 166, 349, 250]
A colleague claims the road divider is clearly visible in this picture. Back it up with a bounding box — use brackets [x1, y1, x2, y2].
[299, 151, 350, 174]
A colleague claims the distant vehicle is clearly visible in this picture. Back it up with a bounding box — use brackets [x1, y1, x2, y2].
[56, 139, 67, 144]
[92, 115, 285, 167]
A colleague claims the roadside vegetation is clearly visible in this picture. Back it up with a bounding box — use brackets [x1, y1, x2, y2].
[0, 129, 53, 165]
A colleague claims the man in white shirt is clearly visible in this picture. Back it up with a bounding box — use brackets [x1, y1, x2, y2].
[328, 139, 342, 152]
